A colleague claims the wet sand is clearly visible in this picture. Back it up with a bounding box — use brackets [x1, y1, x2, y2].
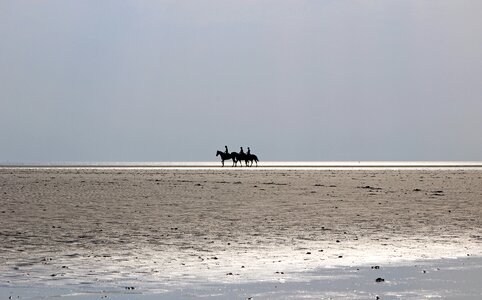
[1, 167, 481, 298]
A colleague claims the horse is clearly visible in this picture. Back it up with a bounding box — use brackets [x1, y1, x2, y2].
[246, 154, 259, 167]
[231, 152, 248, 167]
[216, 150, 236, 167]
[232, 152, 258, 167]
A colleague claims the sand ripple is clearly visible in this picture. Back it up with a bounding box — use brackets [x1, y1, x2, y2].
[0, 168, 481, 290]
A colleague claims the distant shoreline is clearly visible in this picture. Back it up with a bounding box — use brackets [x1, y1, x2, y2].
[1, 161, 482, 169]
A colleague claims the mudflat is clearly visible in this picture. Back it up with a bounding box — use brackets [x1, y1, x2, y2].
[1, 167, 481, 297]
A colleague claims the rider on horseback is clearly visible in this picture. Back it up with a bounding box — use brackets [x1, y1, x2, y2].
[217, 146, 258, 167]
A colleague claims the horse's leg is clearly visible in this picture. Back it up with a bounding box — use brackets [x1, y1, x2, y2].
[222, 159, 224, 167]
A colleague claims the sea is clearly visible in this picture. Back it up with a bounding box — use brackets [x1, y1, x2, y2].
[2, 161, 482, 170]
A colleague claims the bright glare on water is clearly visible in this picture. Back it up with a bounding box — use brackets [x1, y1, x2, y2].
[2, 161, 482, 170]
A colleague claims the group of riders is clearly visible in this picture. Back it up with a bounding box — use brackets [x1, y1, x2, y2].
[216, 146, 259, 167]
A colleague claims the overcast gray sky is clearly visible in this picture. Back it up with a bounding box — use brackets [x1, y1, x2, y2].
[1, 0, 481, 163]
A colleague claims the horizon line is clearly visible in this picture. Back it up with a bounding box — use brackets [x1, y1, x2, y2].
[2, 161, 482, 169]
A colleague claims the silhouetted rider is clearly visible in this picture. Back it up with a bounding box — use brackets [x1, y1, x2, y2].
[240, 147, 245, 155]
[225, 145, 229, 154]
[247, 147, 251, 156]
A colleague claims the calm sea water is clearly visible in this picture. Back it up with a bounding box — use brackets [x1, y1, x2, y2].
[2, 161, 482, 170]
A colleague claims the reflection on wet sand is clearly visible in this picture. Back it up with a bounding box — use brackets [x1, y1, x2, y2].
[0, 167, 481, 296]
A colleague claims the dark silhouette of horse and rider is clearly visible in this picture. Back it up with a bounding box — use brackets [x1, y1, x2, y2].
[216, 146, 259, 167]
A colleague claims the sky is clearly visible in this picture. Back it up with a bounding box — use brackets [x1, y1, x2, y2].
[1, 0, 482, 163]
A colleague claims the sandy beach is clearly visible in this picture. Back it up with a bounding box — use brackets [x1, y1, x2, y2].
[1, 166, 481, 299]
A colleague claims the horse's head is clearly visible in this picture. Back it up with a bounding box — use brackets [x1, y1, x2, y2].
[216, 150, 221, 156]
